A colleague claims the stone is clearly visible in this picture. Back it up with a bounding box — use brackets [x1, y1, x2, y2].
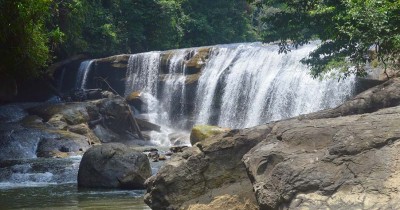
[144, 125, 269, 209]
[136, 118, 161, 132]
[36, 134, 91, 158]
[78, 143, 151, 189]
[125, 91, 145, 111]
[243, 105, 400, 209]
[190, 124, 230, 145]
[186, 195, 258, 210]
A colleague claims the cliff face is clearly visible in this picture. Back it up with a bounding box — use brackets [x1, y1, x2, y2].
[144, 77, 400, 209]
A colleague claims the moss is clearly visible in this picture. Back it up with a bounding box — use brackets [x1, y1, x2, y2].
[190, 125, 230, 145]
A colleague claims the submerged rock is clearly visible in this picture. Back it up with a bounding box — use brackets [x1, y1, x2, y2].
[78, 143, 151, 189]
[190, 124, 230, 145]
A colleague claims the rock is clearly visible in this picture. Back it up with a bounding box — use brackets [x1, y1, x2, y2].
[36, 134, 91, 158]
[158, 155, 167, 161]
[144, 125, 269, 209]
[185, 47, 210, 74]
[136, 118, 161, 132]
[28, 102, 91, 125]
[186, 195, 258, 210]
[148, 151, 160, 162]
[168, 132, 190, 145]
[92, 124, 118, 143]
[190, 124, 230, 145]
[67, 123, 101, 145]
[243, 105, 400, 209]
[302, 77, 400, 119]
[126, 91, 144, 111]
[78, 143, 151, 189]
[169, 146, 189, 153]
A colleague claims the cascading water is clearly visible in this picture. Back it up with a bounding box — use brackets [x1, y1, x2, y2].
[75, 60, 94, 89]
[195, 43, 355, 128]
[123, 42, 355, 144]
[124, 50, 194, 145]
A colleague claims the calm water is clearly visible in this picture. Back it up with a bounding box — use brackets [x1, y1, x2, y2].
[0, 183, 150, 210]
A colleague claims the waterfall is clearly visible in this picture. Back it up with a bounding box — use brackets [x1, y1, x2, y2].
[125, 52, 161, 97]
[159, 49, 190, 127]
[195, 43, 355, 128]
[123, 42, 355, 144]
[75, 60, 94, 89]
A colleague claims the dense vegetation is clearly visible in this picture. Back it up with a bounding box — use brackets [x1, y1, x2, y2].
[250, 0, 400, 78]
[0, 0, 257, 82]
[1, 0, 399, 84]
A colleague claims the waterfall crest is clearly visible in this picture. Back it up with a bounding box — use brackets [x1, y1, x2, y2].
[123, 42, 355, 134]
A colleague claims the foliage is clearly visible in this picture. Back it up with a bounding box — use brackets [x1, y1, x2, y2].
[0, 0, 53, 80]
[1, 0, 258, 82]
[249, 0, 400, 78]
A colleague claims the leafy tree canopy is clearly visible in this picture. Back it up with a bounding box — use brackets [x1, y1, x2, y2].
[0, 0, 258, 82]
[249, 0, 400, 78]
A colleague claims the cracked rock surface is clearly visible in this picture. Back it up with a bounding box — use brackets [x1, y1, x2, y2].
[243, 106, 400, 209]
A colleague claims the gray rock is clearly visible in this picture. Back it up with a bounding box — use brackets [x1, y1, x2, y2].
[243, 106, 400, 209]
[144, 127, 269, 209]
[78, 143, 151, 189]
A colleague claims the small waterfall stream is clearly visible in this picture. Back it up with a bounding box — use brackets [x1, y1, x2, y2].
[75, 60, 94, 89]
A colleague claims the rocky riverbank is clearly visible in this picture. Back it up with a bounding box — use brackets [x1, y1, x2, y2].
[144, 77, 400, 209]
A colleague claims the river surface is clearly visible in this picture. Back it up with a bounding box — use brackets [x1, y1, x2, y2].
[0, 155, 165, 209]
[0, 184, 149, 209]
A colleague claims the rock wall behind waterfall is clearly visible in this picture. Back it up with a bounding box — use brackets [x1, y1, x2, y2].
[122, 42, 356, 129]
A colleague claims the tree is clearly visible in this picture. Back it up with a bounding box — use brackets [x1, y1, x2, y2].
[0, 0, 53, 80]
[249, 0, 400, 78]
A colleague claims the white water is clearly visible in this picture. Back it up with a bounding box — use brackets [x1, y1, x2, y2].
[123, 42, 355, 144]
[195, 43, 355, 128]
[125, 52, 161, 97]
[75, 60, 94, 89]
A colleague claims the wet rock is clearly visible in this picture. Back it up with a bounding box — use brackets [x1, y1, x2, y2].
[169, 146, 189, 153]
[168, 132, 190, 146]
[190, 124, 230, 145]
[78, 143, 151, 189]
[126, 91, 144, 111]
[185, 47, 210, 74]
[148, 151, 160, 162]
[135, 118, 161, 132]
[36, 134, 90, 158]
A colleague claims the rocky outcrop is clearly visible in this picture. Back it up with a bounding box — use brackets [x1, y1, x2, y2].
[243, 106, 400, 209]
[145, 78, 400, 209]
[78, 143, 151, 189]
[186, 195, 258, 210]
[0, 96, 145, 159]
[190, 124, 230, 145]
[144, 127, 269, 209]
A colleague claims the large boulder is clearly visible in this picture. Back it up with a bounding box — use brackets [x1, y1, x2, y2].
[144, 126, 269, 209]
[243, 105, 400, 209]
[190, 124, 230, 145]
[78, 143, 151, 189]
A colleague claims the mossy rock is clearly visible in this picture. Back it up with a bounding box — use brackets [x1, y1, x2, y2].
[185, 47, 211, 74]
[190, 124, 230, 145]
